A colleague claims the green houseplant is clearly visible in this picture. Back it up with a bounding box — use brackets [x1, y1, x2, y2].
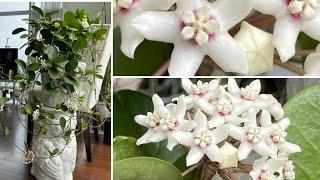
[9, 6, 108, 180]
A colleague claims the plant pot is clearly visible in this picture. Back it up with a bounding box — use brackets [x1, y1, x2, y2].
[30, 73, 78, 180]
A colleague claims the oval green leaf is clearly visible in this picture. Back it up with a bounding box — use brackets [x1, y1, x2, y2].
[284, 84, 320, 179]
[113, 136, 145, 162]
[114, 157, 182, 180]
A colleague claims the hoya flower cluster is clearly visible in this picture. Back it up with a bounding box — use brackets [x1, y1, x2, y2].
[114, 0, 320, 76]
[135, 78, 301, 179]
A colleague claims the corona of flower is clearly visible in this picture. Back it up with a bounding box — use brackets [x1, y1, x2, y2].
[131, 0, 253, 75]
[254, 0, 320, 62]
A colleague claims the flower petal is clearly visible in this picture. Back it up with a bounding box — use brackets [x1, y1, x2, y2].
[248, 80, 261, 94]
[166, 103, 177, 115]
[206, 144, 222, 163]
[238, 141, 252, 160]
[268, 158, 287, 172]
[273, 17, 301, 62]
[244, 108, 257, 127]
[267, 101, 284, 120]
[175, 97, 187, 120]
[225, 114, 244, 125]
[136, 129, 154, 145]
[260, 110, 272, 127]
[213, 0, 254, 30]
[131, 11, 180, 43]
[198, 99, 216, 115]
[167, 136, 178, 151]
[278, 118, 290, 130]
[227, 78, 240, 95]
[178, 120, 197, 132]
[304, 52, 320, 76]
[206, 32, 249, 74]
[152, 94, 170, 117]
[173, 131, 194, 146]
[139, 0, 177, 11]
[254, 142, 274, 157]
[228, 125, 245, 140]
[233, 100, 253, 115]
[169, 41, 205, 76]
[208, 115, 225, 129]
[303, 15, 320, 41]
[135, 115, 148, 127]
[181, 78, 193, 94]
[254, 0, 287, 16]
[193, 111, 209, 133]
[119, 23, 144, 58]
[148, 131, 167, 143]
[283, 142, 301, 154]
[176, 0, 207, 13]
[186, 146, 204, 166]
[211, 125, 229, 144]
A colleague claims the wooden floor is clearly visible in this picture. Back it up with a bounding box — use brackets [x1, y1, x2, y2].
[0, 103, 111, 180]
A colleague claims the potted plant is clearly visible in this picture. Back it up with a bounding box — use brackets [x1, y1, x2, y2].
[11, 6, 108, 179]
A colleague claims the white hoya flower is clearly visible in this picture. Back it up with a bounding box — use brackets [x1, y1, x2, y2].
[32, 109, 40, 121]
[131, 0, 253, 76]
[249, 157, 287, 180]
[173, 110, 229, 166]
[227, 78, 284, 119]
[304, 43, 320, 76]
[228, 108, 278, 161]
[135, 94, 196, 150]
[181, 78, 219, 109]
[199, 87, 246, 129]
[254, 0, 320, 62]
[260, 110, 301, 156]
[278, 160, 296, 180]
[113, 0, 177, 58]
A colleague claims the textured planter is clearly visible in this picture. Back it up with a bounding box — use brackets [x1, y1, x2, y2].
[30, 74, 78, 180]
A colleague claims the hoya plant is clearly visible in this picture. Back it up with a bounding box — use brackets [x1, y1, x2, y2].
[1, 6, 108, 163]
[114, 78, 320, 179]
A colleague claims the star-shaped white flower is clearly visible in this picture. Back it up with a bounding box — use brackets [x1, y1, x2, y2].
[260, 110, 301, 156]
[173, 110, 229, 166]
[181, 78, 219, 109]
[227, 78, 284, 119]
[254, 0, 320, 62]
[228, 108, 278, 161]
[135, 94, 196, 150]
[199, 87, 246, 128]
[250, 157, 287, 180]
[278, 160, 296, 180]
[304, 43, 320, 76]
[131, 0, 253, 75]
[114, 0, 177, 58]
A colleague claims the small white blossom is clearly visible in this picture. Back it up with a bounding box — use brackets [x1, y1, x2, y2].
[65, 93, 80, 111]
[228, 108, 278, 160]
[250, 157, 287, 180]
[181, 78, 219, 110]
[135, 94, 196, 150]
[173, 111, 229, 166]
[113, 0, 177, 58]
[32, 109, 40, 120]
[260, 110, 301, 156]
[131, 0, 253, 75]
[22, 150, 35, 164]
[254, 0, 320, 62]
